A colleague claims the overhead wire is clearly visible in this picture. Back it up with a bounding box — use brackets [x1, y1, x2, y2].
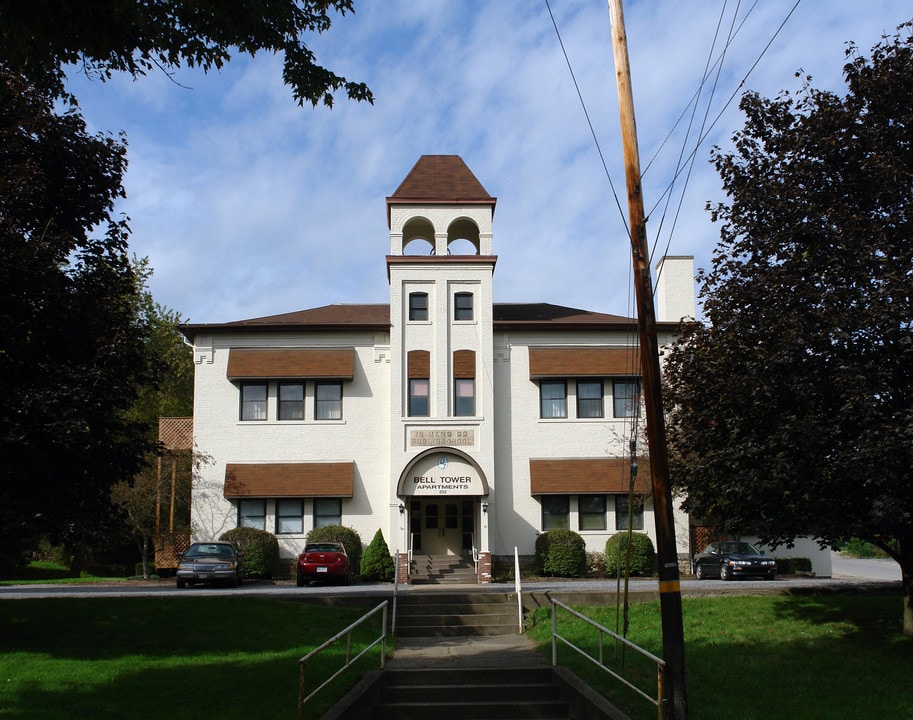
[649, 0, 804, 283]
[544, 0, 629, 237]
[649, 0, 742, 268]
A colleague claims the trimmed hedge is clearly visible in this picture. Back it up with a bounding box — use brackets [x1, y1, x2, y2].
[604, 532, 657, 577]
[776, 557, 813, 574]
[307, 525, 363, 576]
[535, 529, 587, 577]
[219, 527, 281, 578]
[360, 529, 396, 581]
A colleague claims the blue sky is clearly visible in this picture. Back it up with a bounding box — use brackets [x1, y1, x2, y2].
[65, 0, 911, 324]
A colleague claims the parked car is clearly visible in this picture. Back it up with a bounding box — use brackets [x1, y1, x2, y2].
[176, 541, 242, 588]
[693, 541, 777, 581]
[297, 542, 351, 586]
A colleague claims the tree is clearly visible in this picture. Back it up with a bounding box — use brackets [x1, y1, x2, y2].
[0, 68, 153, 574]
[360, 529, 395, 581]
[110, 463, 160, 579]
[111, 266, 194, 578]
[663, 22, 913, 634]
[126, 257, 194, 434]
[0, 0, 373, 107]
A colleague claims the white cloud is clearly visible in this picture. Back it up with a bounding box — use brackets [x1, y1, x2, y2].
[65, 0, 912, 323]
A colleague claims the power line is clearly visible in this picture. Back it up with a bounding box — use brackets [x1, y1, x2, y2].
[544, 0, 629, 236]
[649, 0, 803, 249]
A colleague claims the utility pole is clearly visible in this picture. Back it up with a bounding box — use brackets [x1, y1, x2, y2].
[607, 1, 688, 718]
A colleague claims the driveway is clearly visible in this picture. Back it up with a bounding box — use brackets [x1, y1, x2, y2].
[830, 550, 901, 581]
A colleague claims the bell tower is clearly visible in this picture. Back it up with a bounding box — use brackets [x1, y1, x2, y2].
[385, 156, 497, 572]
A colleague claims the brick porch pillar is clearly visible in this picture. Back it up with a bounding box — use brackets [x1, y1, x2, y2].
[477, 551, 492, 584]
[397, 552, 410, 584]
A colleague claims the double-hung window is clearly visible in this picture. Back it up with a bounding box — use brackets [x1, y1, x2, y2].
[540, 381, 567, 418]
[579, 495, 607, 531]
[613, 380, 641, 418]
[315, 382, 343, 420]
[408, 350, 430, 417]
[541, 495, 570, 530]
[276, 499, 304, 534]
[278, 382, 304, 420]
[576, 380, 604, 418]
[238, 499, 266, 530]
[409, 379, 429, 416]
[615, 495, 644, 530]
[454, 292, 473, 321]
[453, 349, 476, 417]
[409, 292, 428, 321]
[454, 379, 475, 416]
[314, 498, 342, 528]
[240, 383, 267, 421]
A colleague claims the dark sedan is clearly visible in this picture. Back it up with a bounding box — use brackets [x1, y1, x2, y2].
[693, 541, 777, 581]
[176, 541, 242, 588]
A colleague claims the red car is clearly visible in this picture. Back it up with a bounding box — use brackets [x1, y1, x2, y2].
[296, 542, 352, 586]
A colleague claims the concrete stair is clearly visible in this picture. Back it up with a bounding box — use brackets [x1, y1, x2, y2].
[372, 667, 570, 720]
[394, 592, 520, 637]
[410, 554, 477, 585]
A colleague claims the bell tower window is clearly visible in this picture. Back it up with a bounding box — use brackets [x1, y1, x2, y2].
[409, 292, 428, 321]
[454, 292, 473, 321]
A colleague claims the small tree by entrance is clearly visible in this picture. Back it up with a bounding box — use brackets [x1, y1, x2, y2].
[360, 529, 396, 581]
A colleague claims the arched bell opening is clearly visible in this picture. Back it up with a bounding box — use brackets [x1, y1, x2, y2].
[402, 216, 436, 255]
[446, 217, 481, 255]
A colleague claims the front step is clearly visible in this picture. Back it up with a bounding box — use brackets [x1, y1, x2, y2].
[410, 554, 477, 584]
[373, 667, 570, 720]
[395, 592, 519, 637]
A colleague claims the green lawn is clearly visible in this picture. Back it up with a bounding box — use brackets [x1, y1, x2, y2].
[0, 561, 128, 585]
[0, 596, 384, 720]
[2, 591, 910, 720]
[525, 591, 913, 720]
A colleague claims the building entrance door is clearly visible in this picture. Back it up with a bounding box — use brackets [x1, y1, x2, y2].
[408, 498, 477, 556]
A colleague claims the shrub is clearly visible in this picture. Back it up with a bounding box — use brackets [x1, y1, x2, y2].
[219, 527, 280, 578]
[535, 529, 587, 577]
[837, 538, 891, 558]
[307, 526, 363, 576]
[360, 529, 396, 581]
[776, 557, 813, 574]
[604, 532, 657, 577]
[586, 551, 607, 578]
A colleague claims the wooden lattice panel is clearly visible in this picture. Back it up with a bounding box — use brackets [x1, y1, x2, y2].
[154, 533, 192, 570]
[692, 526, 725, 555]
[158, 417, 193, 450]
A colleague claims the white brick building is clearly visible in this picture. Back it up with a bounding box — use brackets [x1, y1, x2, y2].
[181, 156, 696, 580]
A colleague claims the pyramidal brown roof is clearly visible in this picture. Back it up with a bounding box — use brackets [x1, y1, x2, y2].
[388, 155, 495, 203]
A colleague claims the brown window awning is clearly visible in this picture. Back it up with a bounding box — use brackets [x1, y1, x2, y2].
[529, 458, 648, 494]
[453, 349, 475, 379]
[224, 462, 355, 498]
[408, 349, 430, 378]
[227, 348, 355, 380]
[528, 347, 639, 378]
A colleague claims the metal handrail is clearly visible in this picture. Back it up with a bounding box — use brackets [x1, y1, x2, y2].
[297, 601, 388, 720]
[514, 546, 523, 632]
[550, 599, 665, 720]
[392, 548, 401, 636]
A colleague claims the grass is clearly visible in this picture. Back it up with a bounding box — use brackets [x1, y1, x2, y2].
[0, 596, 386, 719]
[0, 561, 127, 585]
[525, 591, 913, 720]
[3, 590, 911, 720]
